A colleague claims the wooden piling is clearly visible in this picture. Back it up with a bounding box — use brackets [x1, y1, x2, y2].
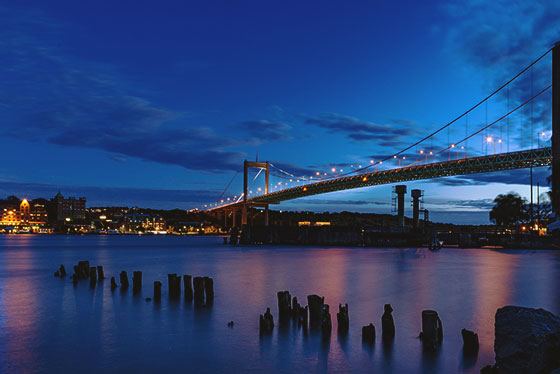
[382, 304, 395, 339]
[89, 267, 97, 287]
[307, 294, 324, 328]
[193, 276, 204, 304]
[132, 271, 142, 294]
[59, 265, 66, 277]
[321, 304, 332, 337]
[337, 303, 349, 334]
[78, 261, 90, 279]
[259, 307, 274, 334]
[461, 328, 479, 354]
[154, 281, 162, 302]
[277, 291, 292, 321]
[362, 323, 376, 344]
[110, 276, 117, 290]
[168, 274, 181, 299]
[183, 275, 193, 301]
[420, 310, 443, 349]
[120, 271, 129, 289]
[96, 266, 104, 281]
[203, 276, 214, 304]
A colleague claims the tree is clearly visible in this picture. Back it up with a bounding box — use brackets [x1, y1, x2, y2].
[489, 193, 528, 227]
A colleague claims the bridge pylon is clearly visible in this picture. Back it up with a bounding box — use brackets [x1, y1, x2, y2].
[242, 160, 270, 226]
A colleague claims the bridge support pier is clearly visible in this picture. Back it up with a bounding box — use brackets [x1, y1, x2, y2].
[395, 185, 407, 227]
[552, 42, 560, 218]
[411, 189, 422, 230]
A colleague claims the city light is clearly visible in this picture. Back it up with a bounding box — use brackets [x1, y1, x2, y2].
[486, 136, 493, 143]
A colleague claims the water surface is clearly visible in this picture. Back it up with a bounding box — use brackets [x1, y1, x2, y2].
[1, 235, 559, 373]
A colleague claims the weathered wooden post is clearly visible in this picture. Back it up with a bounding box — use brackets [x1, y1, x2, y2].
[154, 281, 162, 302]
[461, 328, 479, 354]
[167, 274, 181, 299]
[96, 266, 105, 281]
[259, 307, 274, 334]
[120, 271, 129, 289]
[72, 273, 78, 285]
[321, 304, 332, 337]
[132, 271, 142, 294]
[362, 323, 376, 344]
[78, 261, 90, 279]
[204, 277, 214, 304]
[193, 276, 204, 304]
[89, 267, 97, 287]
[307, 294, 324, 328]
[110, 276, 117, 290]
[420, 310, 443, 350]
[337, 303, 349, 334]
[183, 274, 193, 301]
[57, 264, 66, 277]
[277, 291, 292, 321]
[382, 304, 395, 339]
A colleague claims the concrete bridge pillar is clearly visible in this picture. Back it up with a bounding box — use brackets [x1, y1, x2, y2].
[411, 189, 422, 229]
[395, 185, 407, 227]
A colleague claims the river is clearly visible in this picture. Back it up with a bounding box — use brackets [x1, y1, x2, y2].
[1, 235, 559, 373]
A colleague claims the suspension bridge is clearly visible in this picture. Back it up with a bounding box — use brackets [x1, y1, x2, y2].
[206, 43, 560, 228]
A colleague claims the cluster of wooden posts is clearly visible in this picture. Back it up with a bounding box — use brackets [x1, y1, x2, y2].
[261, 290, 479, 354]
[54, 261, 214, 306]
[58, 260, 106, 287]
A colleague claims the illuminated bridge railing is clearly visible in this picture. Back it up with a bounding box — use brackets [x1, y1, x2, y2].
[207, 147, 551, 210]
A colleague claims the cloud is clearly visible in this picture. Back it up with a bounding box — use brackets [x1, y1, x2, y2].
[305, 113, 413, 145]
[0, 6, 277, 173]
[442, 0, 559, 151]
[432, 167, 551, 187]
[293, 199, 387, 206]
[238, 120, 292, 143]
[0, 180, 221, 209]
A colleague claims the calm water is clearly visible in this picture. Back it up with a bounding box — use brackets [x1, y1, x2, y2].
[1, 235, 559, 373]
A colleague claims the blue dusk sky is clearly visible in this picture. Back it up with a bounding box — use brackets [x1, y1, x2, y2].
[0, 0, 559, 224]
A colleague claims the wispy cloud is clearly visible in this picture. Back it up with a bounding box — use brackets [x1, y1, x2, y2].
[0, 6, 293, 173]
[304, 113, 413, 145]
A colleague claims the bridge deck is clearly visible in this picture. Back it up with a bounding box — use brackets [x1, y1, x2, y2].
[208, 147, 551, 211]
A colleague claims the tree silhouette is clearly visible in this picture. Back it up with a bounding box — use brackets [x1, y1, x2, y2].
[489, 193, 528, 227]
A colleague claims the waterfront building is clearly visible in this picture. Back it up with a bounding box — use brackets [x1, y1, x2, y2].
[52, 192, 86, 222]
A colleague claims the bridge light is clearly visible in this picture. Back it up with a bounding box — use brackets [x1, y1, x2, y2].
[450, 144, 456, 148]
[370, 160, 374, 164]
[339, 169, 343, 172]
[393, 155, 397, 159]
[303, 187, 308, 192]
[486, 136, 493, 143]
[402, 156, 406, 160]
[497, 139, 502, 144]
[362, 176, 368, 182]
[331, 167, 336, 173]
[316, 172, 320, 176]
[257, 187, 262, 192]
[460, 145, 465, 149]
[419, 150, 424, 154]
[429, 151, 433, 155]
[358, 164, 362, 168]
[379, 161, 383, 164]
[324, 173, 327, 176]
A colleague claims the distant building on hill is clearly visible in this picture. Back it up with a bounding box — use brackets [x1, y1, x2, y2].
[51, 192, 86, 222]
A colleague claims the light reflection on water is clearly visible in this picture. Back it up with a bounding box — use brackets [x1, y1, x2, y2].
[1, 235, 559, 373]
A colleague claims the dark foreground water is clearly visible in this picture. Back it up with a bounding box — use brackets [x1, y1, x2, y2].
[1, 235, 559, 373]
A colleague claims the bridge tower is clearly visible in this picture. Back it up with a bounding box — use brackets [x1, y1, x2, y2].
[242, 160, 270, 225]
[552, 42, 560, 218]
[411, 189, 423, 229]
[393, 185, 407, 227]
